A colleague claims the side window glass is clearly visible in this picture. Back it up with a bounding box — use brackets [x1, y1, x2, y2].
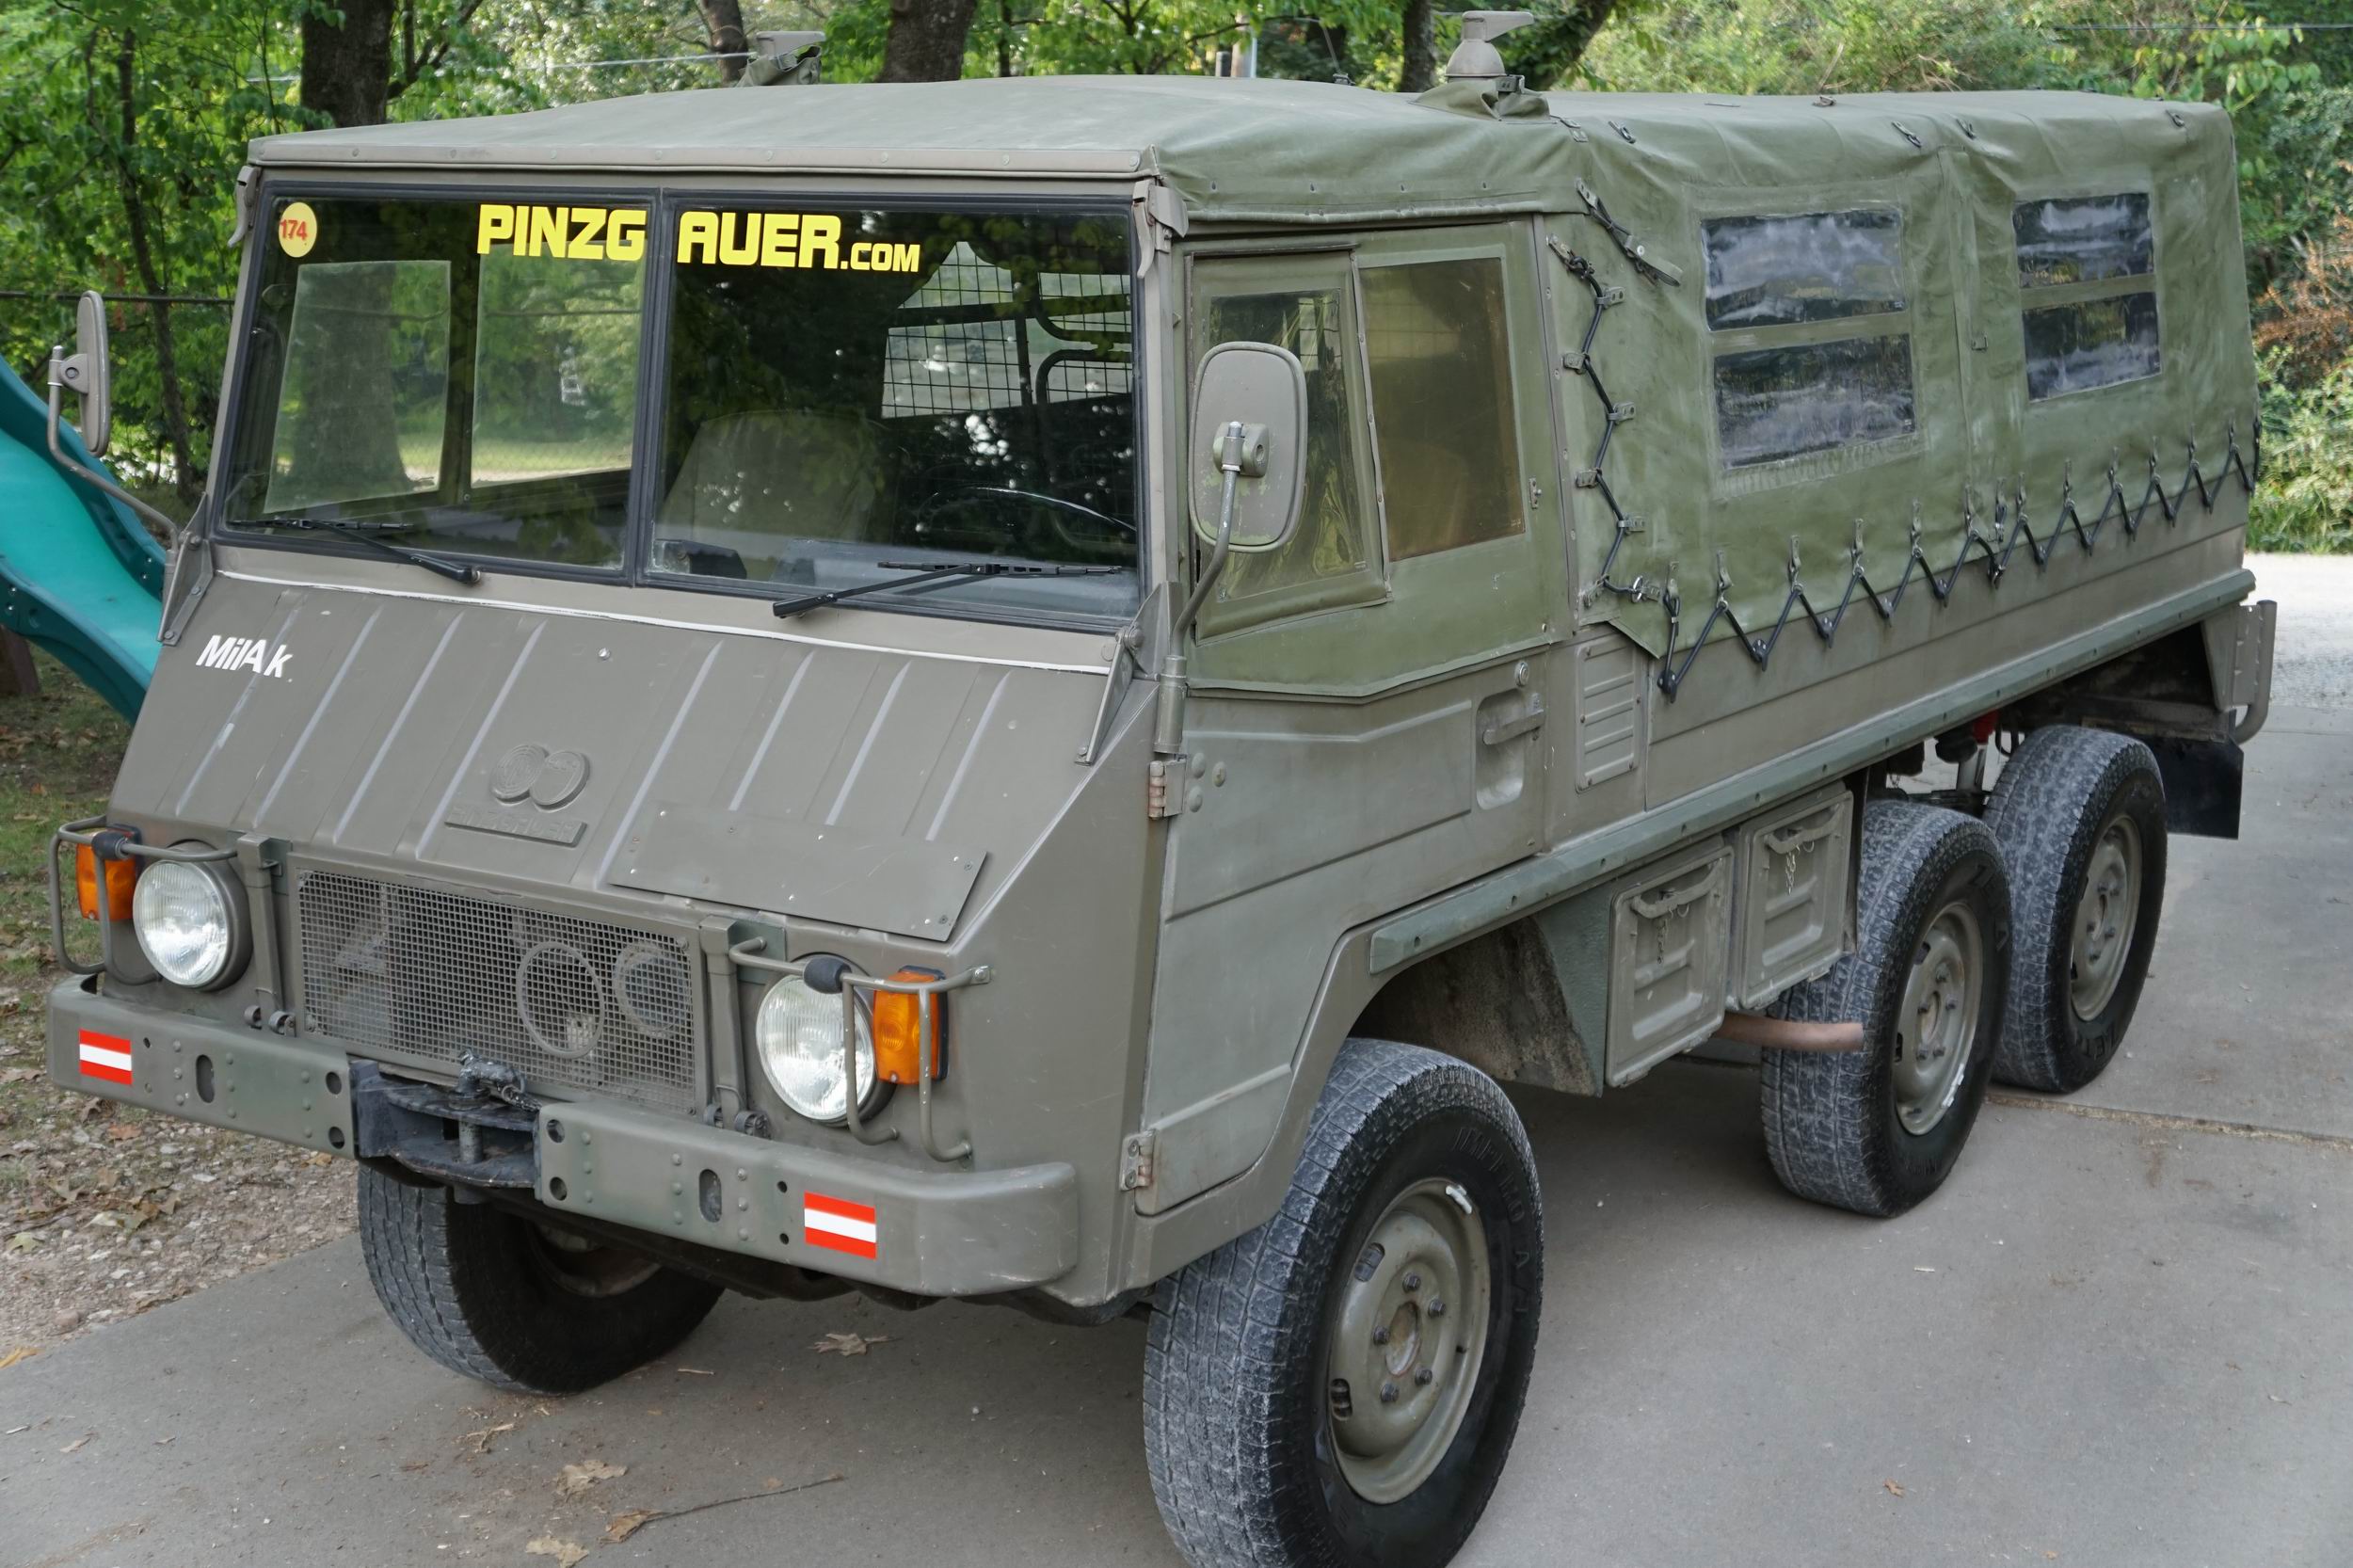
[1190, 259, 1378, 621]
[1700, 208, 1915, 470]
[1362, 258, 1524, 559]
[2011, 194, 2160, 400]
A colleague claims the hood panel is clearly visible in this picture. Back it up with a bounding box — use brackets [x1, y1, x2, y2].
[117, 575, 1104, 941]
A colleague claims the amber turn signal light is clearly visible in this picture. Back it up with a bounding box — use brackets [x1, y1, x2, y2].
[872, 968, 947, 1084]
[74, 845, 137, 921]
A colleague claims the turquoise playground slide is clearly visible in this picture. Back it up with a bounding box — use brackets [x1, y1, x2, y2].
[0, 367, 167, 719]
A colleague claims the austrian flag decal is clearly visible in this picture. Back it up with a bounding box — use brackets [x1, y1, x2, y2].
[77, 1030, 134, 1086]
[802, 1192, 878, 1260]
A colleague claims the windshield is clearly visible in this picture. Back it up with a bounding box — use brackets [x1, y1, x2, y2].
[220, 193, 648, 569]
[219, 190, 1142, 621]
[651, 202, 1138, 619]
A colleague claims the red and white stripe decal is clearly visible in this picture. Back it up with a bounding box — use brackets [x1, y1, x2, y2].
[802, 1192, 878, 1260]
[77, 1030, 135, 1086]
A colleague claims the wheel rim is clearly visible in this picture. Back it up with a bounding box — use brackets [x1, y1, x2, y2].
[2070, 814, 2142, 1022]
[1323, 1177, 1493, 1505]
[526, 1223, 662, 1299]
[1892, 900, 1983, 1135]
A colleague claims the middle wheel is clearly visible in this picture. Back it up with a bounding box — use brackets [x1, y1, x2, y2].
[1763, 800, 2012, 1218]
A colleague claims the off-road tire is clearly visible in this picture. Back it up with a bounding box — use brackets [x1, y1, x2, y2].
[358, 1167, 722, 1394]
[1144, 1039, 1544, 1568]
[1763, 802, 2011, 1218]
[1983, 726, 2169, 1094]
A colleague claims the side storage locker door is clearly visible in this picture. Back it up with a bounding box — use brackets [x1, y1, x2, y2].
[1136, 227, 1567, 1213]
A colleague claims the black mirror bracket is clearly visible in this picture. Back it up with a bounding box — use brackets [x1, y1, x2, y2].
[1154, 421, 1250, 760]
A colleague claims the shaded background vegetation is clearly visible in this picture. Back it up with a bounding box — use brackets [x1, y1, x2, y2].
[5, 0, 2347, 546]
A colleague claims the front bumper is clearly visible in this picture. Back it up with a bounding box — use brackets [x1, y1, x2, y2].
[47, 976, 1080, 1297]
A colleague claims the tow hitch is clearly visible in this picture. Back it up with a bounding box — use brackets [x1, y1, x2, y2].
[351, 1058, 538, 1200]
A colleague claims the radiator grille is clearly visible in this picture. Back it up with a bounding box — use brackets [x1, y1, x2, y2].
[295, 870, 695, 1112]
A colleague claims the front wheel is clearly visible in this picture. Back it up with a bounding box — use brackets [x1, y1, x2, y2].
[1144, 1039, 1544, 1568]
[358, 1166, 723, 1394]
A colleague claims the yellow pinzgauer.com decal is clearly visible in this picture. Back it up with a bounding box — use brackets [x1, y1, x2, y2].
[677, 211, 924, 273]
[475, 204, 648, 262]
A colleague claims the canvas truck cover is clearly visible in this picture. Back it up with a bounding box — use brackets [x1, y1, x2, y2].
[247, 76, 2252, 665]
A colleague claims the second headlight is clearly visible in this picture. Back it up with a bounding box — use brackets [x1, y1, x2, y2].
[754, 968, 888, 1125]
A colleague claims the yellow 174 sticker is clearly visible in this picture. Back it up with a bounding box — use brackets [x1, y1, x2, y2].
[476, 204, 647, 261]
[677, 211, 923, 273]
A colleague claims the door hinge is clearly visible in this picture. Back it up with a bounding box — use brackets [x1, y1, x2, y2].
[1146, 758, 1178, 820]
[1120, 1130, 1158, 1191]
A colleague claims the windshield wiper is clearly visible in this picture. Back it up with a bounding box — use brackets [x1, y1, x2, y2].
[262, 517, 482, 585]
[772, 560, 1122, 620]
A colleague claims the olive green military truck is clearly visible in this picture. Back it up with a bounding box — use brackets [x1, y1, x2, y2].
[40, 17, 2275, 1567]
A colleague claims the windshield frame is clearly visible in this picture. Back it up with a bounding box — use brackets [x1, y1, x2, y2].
[632, 186, 1147, 633]
[211, 176, 664, 585]
[212, 176, 1151, 635]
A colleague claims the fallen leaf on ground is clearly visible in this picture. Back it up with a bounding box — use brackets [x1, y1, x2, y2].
[1882, 1480, 1905, 1496]
[7, 1233, 39, 1253]
[525, 1536, 589, 1567]
[812, 1332, 888, 1356]
[0, 1347, 39, 1370]
[461, 1420, 516, 1455]
[61, 1432, 93, 1453]
[0, 1066, 38, 1083]
[604, 1510, 659, 1544]
[674, 1366, 714, 1375]
[399, 1460, 431, 1473]
[556, 1458, 628, 1496]
[105, 1123, 139, 1142]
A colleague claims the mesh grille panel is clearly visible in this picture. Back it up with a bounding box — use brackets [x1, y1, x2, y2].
[296, 870, 695, 1111]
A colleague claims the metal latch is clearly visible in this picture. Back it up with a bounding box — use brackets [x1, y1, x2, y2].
[1120, 1130, 1157, 1191]
[1481, 696, 1546, 747]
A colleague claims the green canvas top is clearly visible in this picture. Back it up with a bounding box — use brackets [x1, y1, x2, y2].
[248, 75, 2225, 229]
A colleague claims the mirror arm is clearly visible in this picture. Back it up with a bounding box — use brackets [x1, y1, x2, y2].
[1156, 422, 1246, 758]
[44, 346, 184, 548]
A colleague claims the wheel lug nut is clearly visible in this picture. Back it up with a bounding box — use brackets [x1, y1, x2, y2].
[1402, 1272, 1421, 1293]
[1415, 1368, 1433, 1386]
[1427, 1298, 1446, 1318]
[1372, 1326, 1390, 1345]
[1379, 1382, 1400, 1404]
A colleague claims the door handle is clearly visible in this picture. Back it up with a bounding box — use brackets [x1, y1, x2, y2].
[1481, 695, 1545, 747]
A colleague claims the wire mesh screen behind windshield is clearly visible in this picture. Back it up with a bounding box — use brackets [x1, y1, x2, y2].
[652, 204, 1139, 622]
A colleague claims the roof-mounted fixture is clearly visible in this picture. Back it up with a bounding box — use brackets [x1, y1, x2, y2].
[742, 30, 824, 87]
[1443, 10, 1536, 83]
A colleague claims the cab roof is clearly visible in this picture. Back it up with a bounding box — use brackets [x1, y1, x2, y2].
[248, 74, 2229, 229]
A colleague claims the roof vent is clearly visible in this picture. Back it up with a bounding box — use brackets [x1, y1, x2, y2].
[1443, 10, 1535, 82]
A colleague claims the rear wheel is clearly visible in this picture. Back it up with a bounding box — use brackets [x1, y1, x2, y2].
[1763, 802, 2011, 1217]
[358, 1166, 722, 1394]
[1982, 726, 2169, 1093]
[1144, 1039, 1543, 1568]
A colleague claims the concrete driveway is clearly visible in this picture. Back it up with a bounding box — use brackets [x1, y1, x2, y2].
[5, 557, 2350, 1568]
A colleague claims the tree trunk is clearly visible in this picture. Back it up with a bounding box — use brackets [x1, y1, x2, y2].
[698, 0, 747, 84]
[110, 34, 198, 506]
[1399, 0, 1436, 93]
[300, 0, 395, 128]
[880, 0, 978, 82]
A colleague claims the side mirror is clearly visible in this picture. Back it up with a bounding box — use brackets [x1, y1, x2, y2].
[1189, 341, 1305, 554]
[56, 290, 112, 457]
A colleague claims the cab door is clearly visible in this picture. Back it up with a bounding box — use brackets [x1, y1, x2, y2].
[1134, 225, 1567, 1212]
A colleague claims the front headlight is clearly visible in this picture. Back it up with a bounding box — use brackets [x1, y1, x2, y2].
[754, 967, 887, 1125]
[131, 857, 248, 989]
